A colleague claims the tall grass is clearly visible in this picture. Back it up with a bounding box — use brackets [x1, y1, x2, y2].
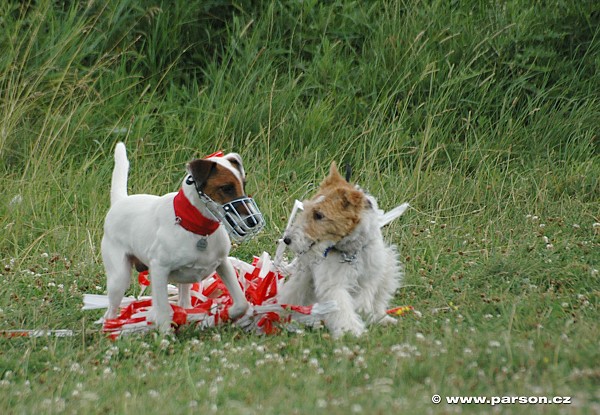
[0, 1, 599, 413]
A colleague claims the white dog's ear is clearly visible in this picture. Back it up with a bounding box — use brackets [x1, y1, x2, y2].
[224, 153, 245, 179]
[187, 159, 216, 190]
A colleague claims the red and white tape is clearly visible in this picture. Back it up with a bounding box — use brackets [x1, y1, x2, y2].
[83, 252, 338, 339]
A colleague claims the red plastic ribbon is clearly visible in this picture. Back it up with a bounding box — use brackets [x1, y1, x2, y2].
[99, 254, 409, 339]
[204, 151, 224, 159]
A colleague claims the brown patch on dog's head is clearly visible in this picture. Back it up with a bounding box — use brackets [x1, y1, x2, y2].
[187, 159, 246, 205]
[301, 162, 367, 243]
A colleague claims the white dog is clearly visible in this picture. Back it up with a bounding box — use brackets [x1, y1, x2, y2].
[101, 143, 264, 332]
[278, 163, 403, 338]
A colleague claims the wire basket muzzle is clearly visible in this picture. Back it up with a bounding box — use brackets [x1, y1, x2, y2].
[205, 196, 265, 243]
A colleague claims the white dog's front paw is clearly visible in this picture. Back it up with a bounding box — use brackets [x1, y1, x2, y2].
[228, 301, 249, 321]
[329, 317, 366, 338]
[378, 315, 398, 326]
[155, 316, 174, 333]
[327, 310, 366, 338]
[149, 308, 174, 333]
[331, 324, 365, 339]
[103, 308, 118, 321]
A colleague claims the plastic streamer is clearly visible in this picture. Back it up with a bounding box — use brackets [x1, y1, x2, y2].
[83, 252, 338, 339]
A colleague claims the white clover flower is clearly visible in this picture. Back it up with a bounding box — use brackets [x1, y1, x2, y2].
[9, 194, 23, 207]
[351, 404, 363, 413]
[159, 338, 170, 350]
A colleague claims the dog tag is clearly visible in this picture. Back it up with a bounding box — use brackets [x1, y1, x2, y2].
[196, 237, 208, 251]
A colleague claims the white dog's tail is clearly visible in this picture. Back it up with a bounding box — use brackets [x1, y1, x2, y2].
[110, 142, 129, 205]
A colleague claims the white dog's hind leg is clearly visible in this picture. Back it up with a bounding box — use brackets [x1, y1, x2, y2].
[217, 259, 249, 320]
[101, 246, 131, 321]
[364, 250, 402, 326]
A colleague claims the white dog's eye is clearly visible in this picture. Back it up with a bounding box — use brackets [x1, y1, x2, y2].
[313, 210, 324, 220]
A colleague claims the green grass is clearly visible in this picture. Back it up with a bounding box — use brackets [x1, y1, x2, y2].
[1, 0, 599, 413]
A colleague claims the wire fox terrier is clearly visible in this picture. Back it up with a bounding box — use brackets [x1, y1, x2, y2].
[278, 162, 404, 338]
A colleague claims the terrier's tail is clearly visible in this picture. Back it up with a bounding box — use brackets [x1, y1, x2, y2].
[110, 142, 129, 205]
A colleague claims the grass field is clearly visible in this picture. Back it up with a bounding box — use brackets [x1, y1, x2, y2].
[1, 1, 599, 413]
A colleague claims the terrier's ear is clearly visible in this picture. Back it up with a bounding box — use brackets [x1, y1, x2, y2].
[320, 161, 345, 189]
[187, 159, 216, 191]
[329, 161, 342, 179]
[341, 188, 365, 210]
[224, 153, 245, 179]
[344, 163, 352, 182]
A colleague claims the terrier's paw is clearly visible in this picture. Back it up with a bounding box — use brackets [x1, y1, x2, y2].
[378, 315, 398, 326]
[148, 307, 174, 333]
[103, 308, 118, 321]
[156, 317, 174, 333]
[330, 321, 366, 339]
[228, 301, 250, 321]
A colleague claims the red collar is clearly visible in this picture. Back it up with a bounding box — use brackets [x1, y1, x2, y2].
[173, 189, 220, 236]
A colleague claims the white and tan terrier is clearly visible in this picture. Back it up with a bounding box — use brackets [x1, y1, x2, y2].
[278, 163, 403, 338]
[101, 143, 264, 332]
